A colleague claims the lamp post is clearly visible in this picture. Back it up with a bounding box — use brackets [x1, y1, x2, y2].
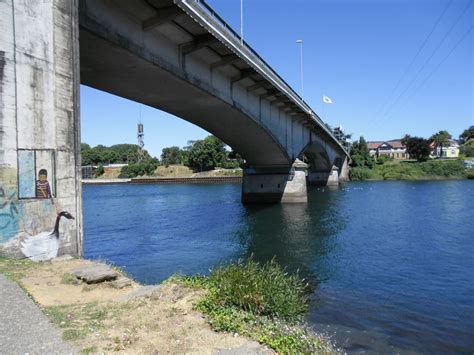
[240, 0, 243, 45]
[296, 39, 304, 100]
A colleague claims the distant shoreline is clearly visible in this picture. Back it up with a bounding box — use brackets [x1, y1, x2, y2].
[82, 176, 242, 185]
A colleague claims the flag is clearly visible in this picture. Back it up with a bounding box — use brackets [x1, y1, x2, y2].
[323, 95, 333, 104]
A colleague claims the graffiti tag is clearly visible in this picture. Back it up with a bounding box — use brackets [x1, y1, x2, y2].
[0, 187, 19, 230]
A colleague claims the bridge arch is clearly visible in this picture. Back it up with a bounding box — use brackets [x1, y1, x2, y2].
[0, 0, 350, 260]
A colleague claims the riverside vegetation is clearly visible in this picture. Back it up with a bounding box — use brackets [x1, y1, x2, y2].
[350, 159, 470, 181]
[170, 259, 338, 354]
[349, 126, 473, 181]
[0, 257, 338, 354]
[81, 135, 243, 179]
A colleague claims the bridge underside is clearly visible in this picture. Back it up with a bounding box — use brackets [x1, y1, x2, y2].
[0, 0, 349, 262]
[79, 0, 349, 204]
[80, 30, 290, 167]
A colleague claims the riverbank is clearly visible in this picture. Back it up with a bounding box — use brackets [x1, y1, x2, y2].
[349, 159, 471, 181]
[93, 165, 242, 179]
[0, 257, 337, 354]
[83, 176, 242, 185]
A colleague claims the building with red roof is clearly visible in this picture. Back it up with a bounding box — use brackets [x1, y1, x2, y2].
[367, 139, 409, 160]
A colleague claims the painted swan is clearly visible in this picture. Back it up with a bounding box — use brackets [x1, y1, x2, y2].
[20, 211, 75, 261]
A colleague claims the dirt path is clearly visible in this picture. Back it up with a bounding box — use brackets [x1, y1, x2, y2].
[4, 258, 273, 354]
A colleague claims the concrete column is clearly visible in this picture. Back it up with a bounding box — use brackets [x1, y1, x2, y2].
[242, 159, 308, 203]
[0, 0, 81, 259]
[307, 165, 339, 186]
[339, 156, 350, 183]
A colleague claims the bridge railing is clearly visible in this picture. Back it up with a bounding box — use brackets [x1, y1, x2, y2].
[179, 0, 347, 155]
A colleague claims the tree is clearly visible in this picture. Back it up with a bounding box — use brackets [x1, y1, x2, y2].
[118, 158, 159, 178]
[224, 148, 244, 168]
[430, 130, 452, 158]
[402, 135, 431, 162]
[350, 136, 375, 168]
[80, 143, 155, 166]
[81, 143, 91, 152]
[186, 135, 227, 172]
[109, 144, 151, 164]
[460, 126, 474, 144]
[95, 164, 105, 177]
[161, 146, 183, 166]
[460, 138, 474, 157]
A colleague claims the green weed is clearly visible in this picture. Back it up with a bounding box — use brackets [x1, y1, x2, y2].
[171, 259, 339, 354]
[0, 257, 36, 282]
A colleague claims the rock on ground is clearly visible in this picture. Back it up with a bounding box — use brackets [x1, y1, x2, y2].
[70, 263, 118, 284]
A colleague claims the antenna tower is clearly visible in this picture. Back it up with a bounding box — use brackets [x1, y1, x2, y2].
[137, 106, 145, 162]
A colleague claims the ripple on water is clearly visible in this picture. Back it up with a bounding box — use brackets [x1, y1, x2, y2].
[84, 180, 474, 353]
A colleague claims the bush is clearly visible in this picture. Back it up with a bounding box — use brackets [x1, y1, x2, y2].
[380, 162, 422, 180]
[376, 155, 388, 165]
[169, 260, 338, 354]
[349, 167, 374, 180]
[466, 168, 474, 179]
[350, 160, 466, 181]
[118, 159, 159, 178]
[95, 164, 104, 177]
[419, 160, 465, 177]
[220, 160, 241, 169]
[207, 259, 308, 320]
[461, 138, 474, 157]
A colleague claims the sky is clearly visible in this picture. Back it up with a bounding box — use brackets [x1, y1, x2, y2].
[81, 0, 473, 158]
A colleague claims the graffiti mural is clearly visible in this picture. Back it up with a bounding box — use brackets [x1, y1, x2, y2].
[36, 169, 52, 198]
[0, 187, 20, 243]
[18, 150, 35, 198]
[18, 149, 56, 199]
[20, 211, 74, 261]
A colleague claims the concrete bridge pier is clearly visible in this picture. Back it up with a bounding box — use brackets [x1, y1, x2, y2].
[307, 166, 340, 186]
[307, 156, 350, 186]
[242, 160, 308, 204]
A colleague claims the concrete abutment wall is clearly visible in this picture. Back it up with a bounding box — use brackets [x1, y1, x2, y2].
[0, 0, 82, 259]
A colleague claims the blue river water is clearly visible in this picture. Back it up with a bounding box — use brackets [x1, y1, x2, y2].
[83, 180, 474, 353]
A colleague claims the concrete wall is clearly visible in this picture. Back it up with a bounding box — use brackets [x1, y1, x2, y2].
[0, 0, 81, 259]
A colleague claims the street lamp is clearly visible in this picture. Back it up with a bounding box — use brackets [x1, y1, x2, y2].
[296, 39, 304, 100]
[240, 0, 244, 45]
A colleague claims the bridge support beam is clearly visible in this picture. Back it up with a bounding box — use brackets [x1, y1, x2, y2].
[242, 160, 308, 204]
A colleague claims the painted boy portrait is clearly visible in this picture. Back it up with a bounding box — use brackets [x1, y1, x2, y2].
[35, 169, 52, 199]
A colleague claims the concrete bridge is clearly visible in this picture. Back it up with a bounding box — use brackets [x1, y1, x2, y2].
[0, 0, 349, 259]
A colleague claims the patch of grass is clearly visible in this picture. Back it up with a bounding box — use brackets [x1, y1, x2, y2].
[80, 346, 98, 354]
[44, 302, 133, 342]
[61, 273, 82, 285]
[0, 257, 37, 282]
[166, 274, 211, 289]
[208, 259, 308, 320]
[171, 259, 339, 354]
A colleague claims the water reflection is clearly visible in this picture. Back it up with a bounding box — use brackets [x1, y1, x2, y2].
[235, 186, 348, 285]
